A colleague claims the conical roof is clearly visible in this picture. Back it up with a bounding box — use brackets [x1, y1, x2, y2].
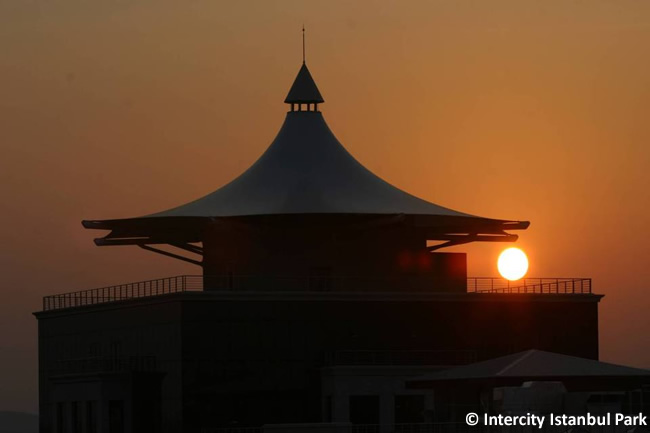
[148, 112, 474, 218]
[83, 62, 528, 244]
[284, 63, 324, 104]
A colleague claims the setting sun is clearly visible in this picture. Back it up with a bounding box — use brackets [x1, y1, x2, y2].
[498, 247, 529, 281]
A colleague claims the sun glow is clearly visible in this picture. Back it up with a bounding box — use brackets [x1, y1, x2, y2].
[497, 247, 529, 281]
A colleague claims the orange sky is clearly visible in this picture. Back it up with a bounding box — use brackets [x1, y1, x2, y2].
[1, 0, 649, 413]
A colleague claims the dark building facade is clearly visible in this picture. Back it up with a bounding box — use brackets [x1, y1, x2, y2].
[35, 57, 601, 433]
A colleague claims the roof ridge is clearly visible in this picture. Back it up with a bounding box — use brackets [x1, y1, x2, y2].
[496, 349, 537, 376]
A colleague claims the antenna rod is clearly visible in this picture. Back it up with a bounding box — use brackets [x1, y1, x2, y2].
[302, 25, 305, 63]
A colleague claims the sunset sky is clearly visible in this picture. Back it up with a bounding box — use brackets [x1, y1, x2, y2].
[1, 0, 649, 413]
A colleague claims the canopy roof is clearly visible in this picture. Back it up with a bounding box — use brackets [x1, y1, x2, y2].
[408, 350, 650, 385]
[148, 112, 487, 218]
[83, 60, 528, 248]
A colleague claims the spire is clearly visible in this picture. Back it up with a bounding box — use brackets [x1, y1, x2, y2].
[285, 27, 324, 110]
[302, 24, 306, 63]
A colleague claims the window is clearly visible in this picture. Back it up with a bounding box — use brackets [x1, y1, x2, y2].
[71, 402, 82, 433]
[109, 340, 121, 359]
[309, 267, 333, 291]
[89, 342, 101, 357]
[56, 402, 66, 433]
[86, 401, 98, 433]
[109, 400, 125, 433]
[109, 340, 122, 371]
[323, 395, 333, 422]
[349, 395, 380, 425]
[395, 395, 425, 423]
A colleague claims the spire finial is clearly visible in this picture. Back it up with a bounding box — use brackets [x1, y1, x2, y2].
[302, 25, 306, 64]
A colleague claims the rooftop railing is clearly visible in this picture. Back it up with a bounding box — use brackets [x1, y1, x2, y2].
[42, 275, 202, 311]
[42, 275, 592, 312]
[466, 277, 591, 294]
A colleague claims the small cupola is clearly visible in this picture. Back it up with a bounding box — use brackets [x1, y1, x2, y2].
[284, 27, 324, 112]
[284, 63, 324, 112]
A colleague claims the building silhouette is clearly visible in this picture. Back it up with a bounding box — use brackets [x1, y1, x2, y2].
[35, 55, 610, 433]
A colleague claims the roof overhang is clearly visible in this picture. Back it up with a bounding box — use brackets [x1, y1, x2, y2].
[82, 213, 529, 249]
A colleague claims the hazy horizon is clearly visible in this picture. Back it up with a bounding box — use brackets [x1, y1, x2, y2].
[1, 0, 649, 413]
